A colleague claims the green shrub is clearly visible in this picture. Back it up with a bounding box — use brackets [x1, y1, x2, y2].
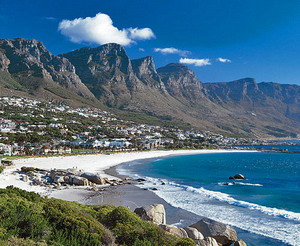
[0, 193, 50, 240]
[103, 206, 179, 246]
[43, 199, 114, 246]
[20, 167, 36, 173]
[0, 167, 4, 173]
[0, 187, 195, 246]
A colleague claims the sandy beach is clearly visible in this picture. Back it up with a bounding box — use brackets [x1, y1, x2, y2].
[0, 149, 249, 196]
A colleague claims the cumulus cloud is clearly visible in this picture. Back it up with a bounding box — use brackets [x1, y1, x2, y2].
[217, 57, 231, 63]
[179, 58, 211, 67]
[154, 47, 190, 56]
[139, 48, 145, 52]
[58, 13, 155, 46]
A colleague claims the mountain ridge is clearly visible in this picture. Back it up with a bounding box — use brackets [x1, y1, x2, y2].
[0, 38, 299, 138]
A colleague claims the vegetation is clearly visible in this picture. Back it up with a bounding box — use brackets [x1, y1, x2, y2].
[0, 187, 195, 246]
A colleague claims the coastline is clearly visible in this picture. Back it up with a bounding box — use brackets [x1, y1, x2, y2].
[0, 149, 251, 195]
[0, 149, 287, 245]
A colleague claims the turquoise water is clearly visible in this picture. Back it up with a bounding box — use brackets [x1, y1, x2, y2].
[118, 151, 300, 245]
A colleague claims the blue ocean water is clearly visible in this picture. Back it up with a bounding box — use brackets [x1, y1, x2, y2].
[118, 151, 300, 245]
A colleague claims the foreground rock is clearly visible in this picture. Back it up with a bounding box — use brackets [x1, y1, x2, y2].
[234, 240, 247, 246]
[18, 166, 124, 188]
[134, 204, 166, 224]
[159, 224, 188, 238]
[81, 172, 106, 185]
[190, 218, 237, 246]
[229, 174, 246, 180]
[183, 227, 204, 240]
[196, 237, 219, 246]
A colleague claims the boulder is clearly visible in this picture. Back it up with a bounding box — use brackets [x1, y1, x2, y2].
[134, 204, 166, 224]
[53, 176, 65, 184]
[190, 218, 237, 246]
[196, 237, 218, 246]
[229, 174, 246, 180]
[184, 227, 204, 240]
[81, 172, 106, 185]
[234, 240, 247, 246]
[22, 175, 28, 182]
[69, 176, 89, 186]
[159, 224, 188, 238]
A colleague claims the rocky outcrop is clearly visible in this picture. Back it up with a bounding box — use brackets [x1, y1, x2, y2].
[190, 218, 237, 246]
[18, 166, 126, 189]
[134, 204, 166, 225]
[0, 38, 94, 98]
[183, 227, 204, 240]
[69, 176, 90, 186]
[234, 240, 247, 246]
[196, 237, 219, 246]
[61, 43, 141, 106]
[131, 56, 166, 91]
[159, 224, 188, 238]
[157, 63, 204, 101]
[229, 174, 246, 180]
[81, 172, 106, 185]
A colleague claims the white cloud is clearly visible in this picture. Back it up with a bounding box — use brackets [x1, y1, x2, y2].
[139, 48, 145, 52]
[217, 57, 231, 63]
[179, 58, 211, 67]
[154, 47, 190, 56]
[58, 13, 155, 46]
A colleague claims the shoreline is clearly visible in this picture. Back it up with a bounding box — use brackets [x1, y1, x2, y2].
[0, 149, 251, 194]
[102, 156, 287, 246]
[0, 149, 287, 245]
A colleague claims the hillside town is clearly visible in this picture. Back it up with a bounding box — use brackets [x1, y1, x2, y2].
[0, 96, 253, 157]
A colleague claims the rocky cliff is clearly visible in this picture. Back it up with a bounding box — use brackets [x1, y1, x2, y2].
[157, 63, 204, 101]
[0, 38, 94, 99]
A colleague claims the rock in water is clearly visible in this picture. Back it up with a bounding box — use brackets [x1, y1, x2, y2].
[159, 224, 188, 238]
[81, 172, 106, 185]
[229, 174, 246, 180]
[190, 218, 237, 246]
[234, 240, 247, 246]
[183, 227, 204, 240]
[196, 237, 218, 246]
[134, 204, 166, 224]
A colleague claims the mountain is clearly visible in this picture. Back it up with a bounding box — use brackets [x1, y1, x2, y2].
[1, 38, 299, 138]
[157, 63, 204, 101]
[0, 38, 97, 106]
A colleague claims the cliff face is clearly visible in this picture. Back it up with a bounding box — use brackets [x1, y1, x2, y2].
[157, 63, 204, 101]
[131, 56, 166, 91]
[61, 43, 142, 106]
[0, 38, 94, 98]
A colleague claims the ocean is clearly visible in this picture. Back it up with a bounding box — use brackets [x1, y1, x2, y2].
[117, 149, 300, 246]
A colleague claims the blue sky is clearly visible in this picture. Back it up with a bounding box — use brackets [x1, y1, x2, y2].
[1, 0, 300, 84]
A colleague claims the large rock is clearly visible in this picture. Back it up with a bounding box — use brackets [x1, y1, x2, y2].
[234, 240, 247, 246]
[184, 227, 204, 240]
[229, 174, 246, 180]
[134, 204, 166, 225]
[81, 172, 106, 185]
[196, 237, 218, 246]
[69, 176, 89, 186]
[190, 218, 237, 246]
[159, 224, 188, 238]
[53, 176, 65, 184]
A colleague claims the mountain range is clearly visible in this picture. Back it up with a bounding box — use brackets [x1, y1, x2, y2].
[0, 38, 299, 138]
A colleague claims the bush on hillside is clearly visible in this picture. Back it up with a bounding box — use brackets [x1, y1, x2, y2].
[0, 187, 195, 246]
